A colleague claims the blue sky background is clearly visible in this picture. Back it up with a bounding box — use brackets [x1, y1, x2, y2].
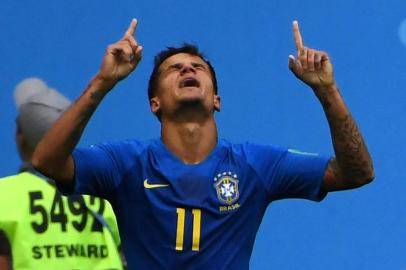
[1, 0, 405, 269]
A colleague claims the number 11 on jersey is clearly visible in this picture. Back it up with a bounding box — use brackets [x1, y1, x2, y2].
[175, 208, 201, 251]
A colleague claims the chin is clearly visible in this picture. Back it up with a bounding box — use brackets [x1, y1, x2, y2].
[178, 95, 204, 105]
[177, 88, 204, 100]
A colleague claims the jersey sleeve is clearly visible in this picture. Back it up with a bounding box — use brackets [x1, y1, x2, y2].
[60, 141, 133, 200]
[244, 143, 330, 202]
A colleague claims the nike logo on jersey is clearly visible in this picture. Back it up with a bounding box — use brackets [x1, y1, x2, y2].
[144, 179, 170, 189]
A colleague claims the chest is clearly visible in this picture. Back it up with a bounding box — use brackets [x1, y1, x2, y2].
[122, 155, 267, 212]
[114, 153, 271, 258]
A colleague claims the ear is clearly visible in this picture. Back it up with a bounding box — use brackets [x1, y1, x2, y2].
[213, 95, 221, 112]
[150, 97, 161, 115]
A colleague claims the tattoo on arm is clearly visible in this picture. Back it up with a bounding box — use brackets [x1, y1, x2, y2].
[317, 86, 374, 191]
[66, 85, 103, 150]
[325, 113, 374, 190]
[318, 90, 332, 110]
[89, 90, 104, 102]
[335, 114, 373, 177]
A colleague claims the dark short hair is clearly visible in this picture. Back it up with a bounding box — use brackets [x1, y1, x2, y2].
[147, 43, 218, 100]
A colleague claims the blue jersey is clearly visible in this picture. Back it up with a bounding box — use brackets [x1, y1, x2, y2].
[67, 139, 329, 269]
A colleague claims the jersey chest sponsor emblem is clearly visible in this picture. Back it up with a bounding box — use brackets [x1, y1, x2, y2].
[213, 172, 240, 205]
[144, 178, 170, 189]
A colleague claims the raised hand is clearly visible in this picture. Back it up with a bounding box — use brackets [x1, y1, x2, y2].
[32, 19, 143, 187]
[97, 19, 143, 85]
[288, 21, 335, 89]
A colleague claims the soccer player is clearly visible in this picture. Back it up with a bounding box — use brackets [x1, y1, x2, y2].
[0, 78, 124, 270]
[32, 19, 374, 269]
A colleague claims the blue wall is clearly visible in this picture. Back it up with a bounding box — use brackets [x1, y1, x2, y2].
[1, 1, 405, 269]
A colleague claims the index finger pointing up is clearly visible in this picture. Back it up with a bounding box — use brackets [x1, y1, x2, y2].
[125, 18, 138, 37]
[293, 20, 304, 51]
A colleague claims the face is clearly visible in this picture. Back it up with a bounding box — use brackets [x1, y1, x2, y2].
[150, 53, 220, 119]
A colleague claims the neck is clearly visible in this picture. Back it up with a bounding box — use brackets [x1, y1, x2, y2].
[161, 117, 218, 164]
[19, 161, 33, 173]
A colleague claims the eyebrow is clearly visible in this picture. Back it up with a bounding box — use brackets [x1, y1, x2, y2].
[167, 61, 207, 70]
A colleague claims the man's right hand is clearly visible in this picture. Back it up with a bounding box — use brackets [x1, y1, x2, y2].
[96, 19, 143, 87]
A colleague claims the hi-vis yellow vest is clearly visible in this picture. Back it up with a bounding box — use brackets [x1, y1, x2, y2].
[0, 172, 123, 270]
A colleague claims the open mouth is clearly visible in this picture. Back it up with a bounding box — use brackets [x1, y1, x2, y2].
[179, 77, 200, 88]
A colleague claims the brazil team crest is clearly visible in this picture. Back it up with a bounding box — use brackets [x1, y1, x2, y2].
[213, 172, 240, 205]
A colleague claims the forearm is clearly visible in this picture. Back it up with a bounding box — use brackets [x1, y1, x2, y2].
[32, 76, 115, 184]
[315, 84, 374, 188]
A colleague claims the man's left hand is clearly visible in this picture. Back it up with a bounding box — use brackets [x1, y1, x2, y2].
[288, 21, 335, 90]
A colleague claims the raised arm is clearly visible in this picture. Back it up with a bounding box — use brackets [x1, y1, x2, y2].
[287, 21, 374, 192]
[32, 19, 142, 187]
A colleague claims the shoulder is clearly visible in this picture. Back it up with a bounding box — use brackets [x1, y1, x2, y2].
[107, 138, 158, 153]
[73, 139, 160, 179]
[75, 138, 157, 160]
[0, 173, 23, 183]
[0, 172, 46, 189]
[89, 138, 153, 153]
[220, 139, 287, 159]
[0, 173, 54, 218]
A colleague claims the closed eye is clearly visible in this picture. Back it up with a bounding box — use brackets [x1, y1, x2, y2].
[167, 62, 207, 72]
[169, 63, 183, 70]
[192, 63, 206, 70]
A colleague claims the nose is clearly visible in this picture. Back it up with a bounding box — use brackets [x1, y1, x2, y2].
[180, 64, 196, 75]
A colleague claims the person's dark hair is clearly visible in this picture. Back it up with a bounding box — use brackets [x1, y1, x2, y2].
[148, 43, 218, 100]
